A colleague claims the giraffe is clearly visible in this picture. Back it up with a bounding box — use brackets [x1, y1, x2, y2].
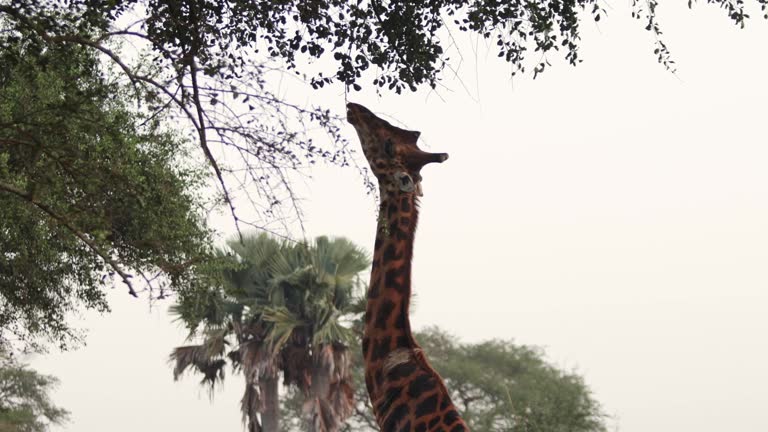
[347, 102, 469, 432]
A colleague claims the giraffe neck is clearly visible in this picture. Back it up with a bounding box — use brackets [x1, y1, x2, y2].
[364, 190, 418, 369]
[361, 190, 470, 431]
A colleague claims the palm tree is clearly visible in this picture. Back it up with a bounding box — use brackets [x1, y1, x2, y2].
[170, 233, 369, 432]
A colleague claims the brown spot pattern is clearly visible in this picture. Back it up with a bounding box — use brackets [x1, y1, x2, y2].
[348, 102, 468, 431]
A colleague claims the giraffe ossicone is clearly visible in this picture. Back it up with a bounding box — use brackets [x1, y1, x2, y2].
[347, 102, 469, 432]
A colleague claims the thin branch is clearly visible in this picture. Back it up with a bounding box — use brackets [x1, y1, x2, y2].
[0, 7, 201, 130]
[0, 181, 137, 296]
[189, 58, 244, 242]
[0, 137, 35, 147]
[17, 22, 246, 239]
[2, 4, 359, 242]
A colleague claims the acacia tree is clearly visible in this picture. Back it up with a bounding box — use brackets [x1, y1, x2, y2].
[2, 0, 764, 232]
[0, 27, 213, 351]
[170, 233, 369, 432]
[0, 2, 367, 239]
[2, 0, 765, 348]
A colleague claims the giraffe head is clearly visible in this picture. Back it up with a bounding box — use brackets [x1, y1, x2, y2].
[347, 103, 448, 195]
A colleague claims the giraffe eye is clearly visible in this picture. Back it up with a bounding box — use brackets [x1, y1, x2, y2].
[384, 139, 395, 158]
[394, 172, 414, 193]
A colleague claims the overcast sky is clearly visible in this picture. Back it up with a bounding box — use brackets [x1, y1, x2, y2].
[29, 3, 768, 432]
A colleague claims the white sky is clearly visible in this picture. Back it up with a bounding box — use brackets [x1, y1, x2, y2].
[29, 2, 768, 432]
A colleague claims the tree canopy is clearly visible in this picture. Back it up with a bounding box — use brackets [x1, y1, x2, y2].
[9, 1, 765, 89]
[0, 27, 213, 351]
[171, 232, 369, 432]
[2, 0, 764, 232]
[281, 326, 606, 432]
[2, 0, 765, 349]
[0, 350, 69, 432]
[412, 328, 605, 432]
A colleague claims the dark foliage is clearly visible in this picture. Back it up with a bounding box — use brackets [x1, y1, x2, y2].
[0, 30, 212, 350]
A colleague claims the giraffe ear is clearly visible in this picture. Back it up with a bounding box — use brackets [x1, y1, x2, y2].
[414, 182, 423, 197]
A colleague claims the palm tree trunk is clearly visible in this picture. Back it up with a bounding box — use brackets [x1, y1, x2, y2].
[306, 368, 331, 432]
[306, 347, 338, 432]
[260, 373, 281, 432]
[304, 345, 354, 432]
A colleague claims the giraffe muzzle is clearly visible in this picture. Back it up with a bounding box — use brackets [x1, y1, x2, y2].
[346, 102, 372, 125]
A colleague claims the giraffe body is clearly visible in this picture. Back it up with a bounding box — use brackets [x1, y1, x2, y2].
[347, 103, 468, 432]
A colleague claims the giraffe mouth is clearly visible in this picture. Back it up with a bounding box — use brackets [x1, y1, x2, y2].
[346, 106, 355, 124]
[346, 102, 367, 125]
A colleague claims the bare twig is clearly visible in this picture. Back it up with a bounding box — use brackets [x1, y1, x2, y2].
[189, 57, 244, 242]
[2, 4, 360, 242]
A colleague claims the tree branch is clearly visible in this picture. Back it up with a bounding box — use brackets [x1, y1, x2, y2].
[3, 13, 248, 238]
[0, 181, 138, 296]
[0, 137, 35, 147]
[189, 57, 243, 242]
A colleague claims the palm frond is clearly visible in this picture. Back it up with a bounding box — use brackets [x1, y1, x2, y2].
[330, 344, 352, 384]
[240, 383, 263, 427]
[169, 345, 227, 390]
[314, 344, 336, 377]
[238, 336, 282, 384]
[228, 232, 282, 268]
[310, 237, 368, 280]
[281, 344, 312, 392]
[260, 306, 305, 355]
[348, 294, 367, 316]
[322, 236, 370, 279]
[303, 344, 356, 431]
[202, 327, 230, 357]
[267, 238, 307, 278]
[313, 313, 355, 347]
[328, 380, 355, 423]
